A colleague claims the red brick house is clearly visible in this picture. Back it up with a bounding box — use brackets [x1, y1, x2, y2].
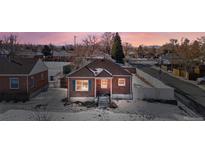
[67, 59, 133, 102]
[0, 57, 48, 101]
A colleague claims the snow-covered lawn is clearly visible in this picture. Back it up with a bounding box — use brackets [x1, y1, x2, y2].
[113, 100, 201, 120]
[0, 109, 148, 121]
[0, 88, 202, 121]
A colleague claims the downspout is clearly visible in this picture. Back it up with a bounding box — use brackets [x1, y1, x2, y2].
[67, 77, 69, 99]
[94, 78, 96, 98]
[130, 76, 133, 100]
[110, 77, 112, 99]
[27, 75, 29, 96]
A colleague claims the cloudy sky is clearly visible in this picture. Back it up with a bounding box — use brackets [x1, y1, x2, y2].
[0, 32, 205, 46]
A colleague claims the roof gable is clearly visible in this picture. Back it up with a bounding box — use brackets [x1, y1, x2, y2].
[68, 66, 94, 77]
[29, 60, 48, 75]
[87, 59, 131, 76]
[68, 59, 131, 77]
[96, 70, 112, 77]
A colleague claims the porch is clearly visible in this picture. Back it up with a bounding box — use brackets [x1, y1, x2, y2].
[95, 78, 112, 108]
[95, 78, 112, 97]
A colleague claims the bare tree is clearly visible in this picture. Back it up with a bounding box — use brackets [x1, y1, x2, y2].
[136, 45, 144, 58]
[0, 34, 18, 56]
[82, 35, 99, 55]
[72, 45, 90, 69]
[177, 38, 201, 77]
[123, 42, 133, 57]
[100, 32, 114, 55]
[197, 36, 205, 62]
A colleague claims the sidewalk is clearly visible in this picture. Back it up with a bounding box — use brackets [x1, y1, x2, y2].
[152, 66, 205, 91]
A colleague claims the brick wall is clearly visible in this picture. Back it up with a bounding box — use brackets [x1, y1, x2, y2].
[0, 70, 48, 95]
[68, 78, 95, 97]
[0, 76, 28, 93]
[96, 79, 111, 95]
[28, 70, 48, 94]
[112, 76, 131, 94]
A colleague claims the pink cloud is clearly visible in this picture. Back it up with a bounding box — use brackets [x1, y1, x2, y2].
[0, 32, 205, 46]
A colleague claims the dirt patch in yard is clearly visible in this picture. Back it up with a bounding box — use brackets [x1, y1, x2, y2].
[69, 101, 98, 108]
[63, 100, 98, 108]
[63, 100, 118, 109]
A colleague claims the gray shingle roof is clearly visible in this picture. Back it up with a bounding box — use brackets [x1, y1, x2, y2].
[68, 59, 131, 77]
[0, 57, 37, 74]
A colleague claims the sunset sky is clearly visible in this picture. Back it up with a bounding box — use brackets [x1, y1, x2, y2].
[0, 32, 205, 46]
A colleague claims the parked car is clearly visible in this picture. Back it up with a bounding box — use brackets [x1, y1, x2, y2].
[197, 77, 205, 85]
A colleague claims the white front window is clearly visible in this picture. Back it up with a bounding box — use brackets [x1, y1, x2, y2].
[76, 80, 89, 91]
[10, 78, 19, 89]
[118, 78, 126, 86]
[101, 79, 108, 89]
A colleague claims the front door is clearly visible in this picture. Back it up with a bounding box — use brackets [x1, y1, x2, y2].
[96, 79, 110, 96]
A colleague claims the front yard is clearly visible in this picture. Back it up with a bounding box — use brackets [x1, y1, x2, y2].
[0, 88, 201, 120]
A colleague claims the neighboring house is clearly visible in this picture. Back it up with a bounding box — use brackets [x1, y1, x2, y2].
[44, 61, 70, 88]
[50, 50, 71, 61]
[15, 50, 36, 58]
[85, 51, 112, 61]
[0, 49, 10, 56]
[34, 51, 44, 60]
[0, 57, 48, 99]
[160, 52, 183, 65]
[127, 51, 136, 58]
[67, 58, 133, 102]
[42, 50, 72, 62]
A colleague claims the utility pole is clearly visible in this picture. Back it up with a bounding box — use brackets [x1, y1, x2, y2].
[74, 35, 77, 47]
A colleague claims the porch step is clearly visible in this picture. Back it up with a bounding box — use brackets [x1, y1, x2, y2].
[98, 96, 110, 108]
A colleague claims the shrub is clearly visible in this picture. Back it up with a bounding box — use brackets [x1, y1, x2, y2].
[0, 92, 29, 102]
[63, 65, 72, 74]
[61, 97, 68, 102]
[109, 102, 118, 108]
[81, 101, 97, 108]
[30, 112, 52, 121]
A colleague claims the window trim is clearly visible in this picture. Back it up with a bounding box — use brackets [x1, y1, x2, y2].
[118, 78, 126, 86]
[101, 79, 108, 89]
[75, 80, 89, 92]
[10, 78, 20, 89]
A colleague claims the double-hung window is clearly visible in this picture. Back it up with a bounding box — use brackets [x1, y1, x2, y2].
[118, 78, 126, 86]
[101, 79, 108, 89]
[10, 78, 19, 89]
[76, 80, 89, 91]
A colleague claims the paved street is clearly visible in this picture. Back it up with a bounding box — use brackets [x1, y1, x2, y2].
[132, 64, 205, 118]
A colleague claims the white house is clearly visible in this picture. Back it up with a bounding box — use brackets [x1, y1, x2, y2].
[44, 61, 70, 88]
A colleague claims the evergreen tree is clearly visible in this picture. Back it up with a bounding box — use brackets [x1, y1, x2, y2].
[41, 45, 52, 56]
[111, 32, 125, 63]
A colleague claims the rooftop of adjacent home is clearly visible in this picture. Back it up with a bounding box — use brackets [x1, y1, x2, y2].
[0, 56, 38, 74]
[68, 58, 131, 77]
